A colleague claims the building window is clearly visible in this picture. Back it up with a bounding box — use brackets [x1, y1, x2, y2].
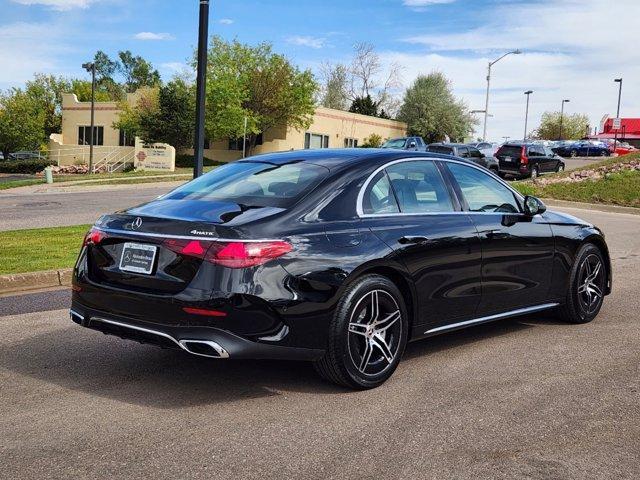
[305, 132, 329, 149]
[78, 126, 104, 146]
[204, 138, 211, 149]
[344, 138, 358, 148]
[118, 129, 135, 147]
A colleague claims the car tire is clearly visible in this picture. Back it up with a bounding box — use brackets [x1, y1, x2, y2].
[530, 166, 539, 180]
[570, 150, 578, 158]
[556, 163, 565, 173]
[313, 274, 408, 389]
[600, 150, 607, 157]
[555, 243, 607, 324]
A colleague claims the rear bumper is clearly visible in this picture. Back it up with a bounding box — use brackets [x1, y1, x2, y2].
[70, 304, 325, 361]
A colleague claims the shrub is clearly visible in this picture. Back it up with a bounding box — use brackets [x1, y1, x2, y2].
[175, 154, 223, 168]
[0, 158, 55, 174]
[360, 133, 383, 148]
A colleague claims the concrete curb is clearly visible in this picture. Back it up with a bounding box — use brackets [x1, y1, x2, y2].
[0, 268, 73, 295]
[542, 199, 640, 216]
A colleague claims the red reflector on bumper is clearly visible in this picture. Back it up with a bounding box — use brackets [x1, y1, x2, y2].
[182, 307, 227, 317]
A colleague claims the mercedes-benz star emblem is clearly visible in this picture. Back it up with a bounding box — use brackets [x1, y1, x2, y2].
[132, 217, 143, 230]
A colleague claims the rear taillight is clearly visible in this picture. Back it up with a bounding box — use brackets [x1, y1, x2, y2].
[520, 146, 529, 165]
[83, 227, 107, 247]
[162, 239, 292, 269]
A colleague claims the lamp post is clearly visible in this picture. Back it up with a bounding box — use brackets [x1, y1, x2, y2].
[193, 0, 210, 179]
[523, 90, 533, 140]
[614, 78, 623, 151]
[81, 61, 96, 174]
[559, 99, 570, 140]
[482, 49, 522, 142]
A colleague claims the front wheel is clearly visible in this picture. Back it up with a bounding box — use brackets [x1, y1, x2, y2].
[556, 163, 565, 173]
[556, 243, 607, 324]
[530, 166, 539, 180]
[314, 274, 408, 389]
[570, 150, 578, 158]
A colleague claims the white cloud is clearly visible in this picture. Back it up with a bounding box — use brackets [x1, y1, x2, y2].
[10, 0, 96, 10]
[218, 18, 234, 25]
[286, 35, 325, 49]
[389, 0, 640, 141]
[134, 32, 174, 41]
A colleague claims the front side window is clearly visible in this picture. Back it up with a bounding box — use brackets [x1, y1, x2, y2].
[447, 162, 520, 214]
[381, 138, 407, 149]
[165, 161, 329, 208]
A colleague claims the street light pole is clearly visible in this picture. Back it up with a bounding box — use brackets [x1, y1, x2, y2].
[482, 49, 522, 142]
[559, 99, 570, 140]
[193, 0, 210, 179]
[614, 78, 623, 151]
[523, 90, 533, 140]
[82, 62, 96, 174]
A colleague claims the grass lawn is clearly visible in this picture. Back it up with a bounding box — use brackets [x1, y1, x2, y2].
[0, 166, 217, 190]
[0, 224, 90, 275]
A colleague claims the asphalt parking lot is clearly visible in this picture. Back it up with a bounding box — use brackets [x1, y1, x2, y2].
[0, 206, 638, 479]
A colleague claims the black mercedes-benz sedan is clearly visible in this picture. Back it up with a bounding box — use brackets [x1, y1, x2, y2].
[70, 149, 612, 389]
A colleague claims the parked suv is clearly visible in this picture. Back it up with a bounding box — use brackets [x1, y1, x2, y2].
[495, 142, 565, 179]
[381, 136, 427, 152]
[427, 143, 499, 173]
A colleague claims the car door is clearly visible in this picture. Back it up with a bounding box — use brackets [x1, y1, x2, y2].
[358, 159, 482, 329]
[527, 145, 545, 172]
[543, 147, 560, 171]
[443, 161, 554, 316]
[468, 147, 486, 167]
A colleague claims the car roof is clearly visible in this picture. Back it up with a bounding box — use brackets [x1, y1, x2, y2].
[428, 143, 469, 147]
[237, 148, 460, 170]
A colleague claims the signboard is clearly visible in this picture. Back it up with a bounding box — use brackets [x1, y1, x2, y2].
[612, 117, 622, 130]
[134, 137, 175, 171]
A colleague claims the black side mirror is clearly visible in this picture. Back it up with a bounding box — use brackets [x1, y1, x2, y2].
[523, 195, 546, 216]
[480, 153, 486, 158]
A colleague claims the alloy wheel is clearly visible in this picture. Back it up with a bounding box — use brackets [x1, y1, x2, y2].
[577, 254, 605, 315]
[347, 290, 402, 376]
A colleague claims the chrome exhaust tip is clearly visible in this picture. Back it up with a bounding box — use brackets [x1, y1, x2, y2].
[179, 339, 230, 359]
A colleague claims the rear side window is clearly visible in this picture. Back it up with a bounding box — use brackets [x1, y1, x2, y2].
[165, 161, 329, 208]
[446, 163, 520, 214]
[386, 161, 453, 213]
[362, 171, 400, 215]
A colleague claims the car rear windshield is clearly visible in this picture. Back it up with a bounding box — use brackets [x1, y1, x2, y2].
[427, 145, 454, 155]
[497, 145, 522, 157]
[164, 161, 329, 208]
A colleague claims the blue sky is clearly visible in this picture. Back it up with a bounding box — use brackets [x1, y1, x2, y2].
[2, 0, 639, 141]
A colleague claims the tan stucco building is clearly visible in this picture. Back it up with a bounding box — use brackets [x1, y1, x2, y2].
[51, 92, 407, 166]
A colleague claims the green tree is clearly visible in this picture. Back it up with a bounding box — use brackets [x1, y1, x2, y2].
[360, 133, 383, 148]
[0, 88, 46, 159]
[118, 50, 161, 93]
[113, 80, 195, 150]
[70, 79, 113, 102]
[204, 37, 317, 153]
[532, 111, 590, 140]
[320, 63, 349, 110]
[24, 74, 72, 137]
[349, 95, 379, 117]
[397, 72, 475, 143]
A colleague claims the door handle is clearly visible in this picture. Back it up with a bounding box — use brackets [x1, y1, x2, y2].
[398, 236, 429, 245]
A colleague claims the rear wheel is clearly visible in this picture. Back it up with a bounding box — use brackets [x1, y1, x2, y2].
[314, 274, 408, 389]
[570, 149, 578, 158]
[556, 243, 606, 324]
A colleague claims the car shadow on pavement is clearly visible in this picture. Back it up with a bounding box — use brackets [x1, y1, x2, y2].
[2, 314, 558, 407]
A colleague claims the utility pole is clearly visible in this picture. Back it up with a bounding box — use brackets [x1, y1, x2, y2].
[523, 90, 533, 140]
[559, 99, 570, 140]
[82, 62, 96, 174]
[482, 49, 522, 141]
[193, 0, 210, 179]
[614, 78, 623, 151]
[242, 116, 247, 159]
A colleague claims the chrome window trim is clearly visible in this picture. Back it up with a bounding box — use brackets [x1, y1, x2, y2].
[356, 156, 524, 218]
[424, 302, 559, 335]
[94, 227, 282, 243]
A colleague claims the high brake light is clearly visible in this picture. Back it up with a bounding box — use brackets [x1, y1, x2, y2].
[162, 239, 292, 269]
